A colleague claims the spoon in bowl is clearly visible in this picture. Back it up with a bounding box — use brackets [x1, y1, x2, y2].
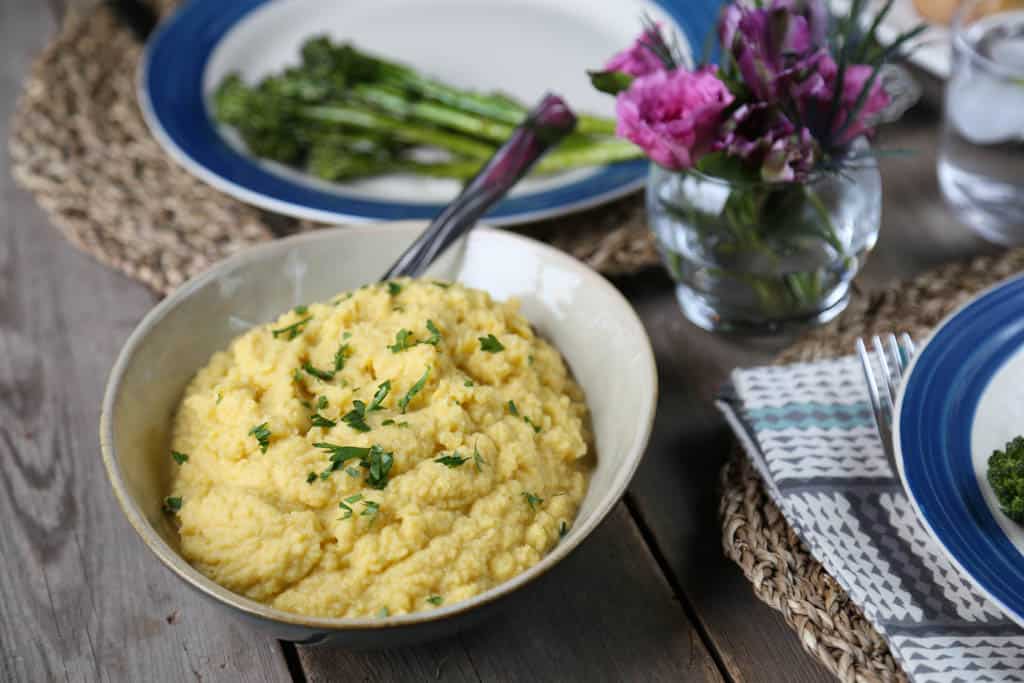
[380, 93, 577, 280]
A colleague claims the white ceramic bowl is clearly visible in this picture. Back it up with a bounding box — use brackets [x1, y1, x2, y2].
[100, 222, 657, 646]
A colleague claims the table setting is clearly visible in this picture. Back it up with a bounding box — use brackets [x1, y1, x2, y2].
[4, 0, 1024, 681]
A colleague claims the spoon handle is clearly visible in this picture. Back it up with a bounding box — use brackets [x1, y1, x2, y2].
[380, 93, 577, 281]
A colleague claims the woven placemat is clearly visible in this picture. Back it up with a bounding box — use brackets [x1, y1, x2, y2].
[720, 247, 1024, 682]
[8, 2, 658, 296]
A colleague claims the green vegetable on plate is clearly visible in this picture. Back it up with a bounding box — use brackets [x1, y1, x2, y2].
[988, 436, 1024, 523]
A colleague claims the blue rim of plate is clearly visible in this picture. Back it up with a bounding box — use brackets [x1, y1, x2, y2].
[138, 0, 722, 226]
[896, 273, 1024, 628]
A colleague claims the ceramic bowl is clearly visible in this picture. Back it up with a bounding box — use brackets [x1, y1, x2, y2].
[100, 221, 657, 646]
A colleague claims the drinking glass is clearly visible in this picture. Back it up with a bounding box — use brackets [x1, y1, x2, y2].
[938, 0, 1024, 244]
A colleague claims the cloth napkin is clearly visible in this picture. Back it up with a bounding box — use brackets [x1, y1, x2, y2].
[717, 355, 1024, 683]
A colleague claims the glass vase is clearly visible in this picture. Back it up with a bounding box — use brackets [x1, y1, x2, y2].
[646, 149, 881, 334]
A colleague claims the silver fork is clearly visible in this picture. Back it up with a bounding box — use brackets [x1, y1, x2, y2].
[855, 333, 916, 470]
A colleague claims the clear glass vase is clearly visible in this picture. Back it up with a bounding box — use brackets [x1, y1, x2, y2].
[647, 150, 881, 334]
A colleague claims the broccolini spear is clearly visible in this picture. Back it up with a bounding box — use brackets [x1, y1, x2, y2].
[989, 437, 1024, 524]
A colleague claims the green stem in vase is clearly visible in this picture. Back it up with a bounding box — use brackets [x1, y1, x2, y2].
[802, 185, 844, 254]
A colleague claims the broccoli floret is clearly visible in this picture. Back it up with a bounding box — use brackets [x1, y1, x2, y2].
[988, 436, 1024, 523]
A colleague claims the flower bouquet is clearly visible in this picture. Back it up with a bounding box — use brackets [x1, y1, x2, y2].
[591, 0, 924, 332]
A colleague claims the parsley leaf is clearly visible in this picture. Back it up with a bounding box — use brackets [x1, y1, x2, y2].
[478, 334, 504, 353]
[293, 368, 305, 384]
[559, 521, 569, 538]
[523, 416, 542, 433]
[272, 316, 312, 340]
[381, 419, 395, 426]
[426, 595, 444, 606]
[522, 491, 543, 511]
[365, 446, 394, 489]
[435, 452, 468, 468]
[315, 443, 371, 479]
[464, 379, 474, 387]
[333, 343, 351, 372]
[346, 466, 361, 478]
[163, 496, 182, 514]
[171, 450, 189, 465]
[399, 367, 430, 413]
[310, 413, 336, 428]
[473, 444, 485, 472]
[342, 400, 371, 432]
[249, 423, 271, 453]
[368, 380, 391, 412]
[339, 493, 363, 520]
[306, 472, 317, 484]
[507, 400, 519, 416]
[293, 305, 308, 314]
[377, 607, 390, 618]
[317, 395, 328, 410]
[388, 329, 415, 353]
[361, 500, 381, 526]
[387, 281, 402, 296]
[420, 320, 442, 346]
[303, 361, 334, 381]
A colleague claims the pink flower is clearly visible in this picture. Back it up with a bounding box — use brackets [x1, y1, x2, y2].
[604, 26, 670, 77]
[615, 67, 734, 170]
[814, 57, 891, 144]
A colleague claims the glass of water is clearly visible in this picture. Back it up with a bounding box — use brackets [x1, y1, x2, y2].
[939, 0, 1024, 244]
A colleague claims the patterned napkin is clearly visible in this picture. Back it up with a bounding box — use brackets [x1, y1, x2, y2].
[717, 356, 1024, 682]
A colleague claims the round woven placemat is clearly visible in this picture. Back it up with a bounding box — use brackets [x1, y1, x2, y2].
[720, 247, 1024, 682]
[8, 2, 658, 296]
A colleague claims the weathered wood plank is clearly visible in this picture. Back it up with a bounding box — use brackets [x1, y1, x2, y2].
[299, 505, 725, 682]
[0, 2, 293, 681]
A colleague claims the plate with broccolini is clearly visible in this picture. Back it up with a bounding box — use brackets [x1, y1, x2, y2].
[139, 0, 719, 225]
[896, 273, 1024, 628]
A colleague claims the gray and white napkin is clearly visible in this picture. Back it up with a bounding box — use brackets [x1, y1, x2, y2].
[718, 356, 1024, 682]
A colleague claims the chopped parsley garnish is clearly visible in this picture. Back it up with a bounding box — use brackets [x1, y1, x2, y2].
[377, 607, 390, 618]
[346, 466, 361, 478]
[473, 444, 485, 472]
[368, 380, 391, 411]
[293, 305, 308, 314]
[364, 446, 394, 489]
[388, 329, 415, 353]
[361, 500, 381, 525]
[478, 334, 504, 353]
[303, 361, 334, 381]
[432, 281, 451, 289]
[399, 367, 430, 413]
[421, 320, 442, 346]
[216, 392, 223, 404]
[464, 379, 474, 387]
[398, 421, 410, 428]
[310, 413, 336, 428]
[333, 343, 350, 373]
[249, 423, 271, 453]
[507, 400, 519, 416]
[426, 595, 444, 606]
[306, 472, 317, 484]
[381, 419, 395, 426]
[559, 521, 568, 538]
[272, 316, 312, 340]
[317, 395, 328, 410]
[338, 493, 364, 519]
[528, 354, 535, 366]
[163, 496, 182, 514]
[523, 416, 542, 433]
[171, 450, 189, 465]
[435, 452, 468, 468]
[387, 281, 402, 296]
[315, 443, 371, 479]
[293, 368, 305, 384]
[299, 399, 313, 410]
[342, 400, 371, 432]
[522, 491, 543, 511]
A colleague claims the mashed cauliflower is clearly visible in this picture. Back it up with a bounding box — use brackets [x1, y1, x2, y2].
[167, 278, 590, 618]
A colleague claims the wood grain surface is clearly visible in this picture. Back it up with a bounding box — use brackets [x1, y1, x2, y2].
[0, 2, 999, 681]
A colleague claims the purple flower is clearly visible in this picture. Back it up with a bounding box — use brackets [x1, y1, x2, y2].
[818, 59, 891, 144]
[615, 67, 734, 170]
[716, 103, 819, 182]
[604, 26, 670, 77]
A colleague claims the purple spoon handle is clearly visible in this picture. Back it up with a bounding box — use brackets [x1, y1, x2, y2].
[380, 93, 577, 280]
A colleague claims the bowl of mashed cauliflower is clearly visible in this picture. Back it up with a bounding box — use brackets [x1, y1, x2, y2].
[101, 222, 656, 647]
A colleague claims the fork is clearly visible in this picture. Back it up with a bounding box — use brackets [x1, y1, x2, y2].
[855, 333, 916, 470]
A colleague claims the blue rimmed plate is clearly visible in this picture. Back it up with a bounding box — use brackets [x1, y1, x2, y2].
[896, 274, 1024, 628]
[139, 0, 722, 226]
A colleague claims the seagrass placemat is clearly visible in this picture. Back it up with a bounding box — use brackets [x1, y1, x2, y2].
[720, 248, 1024, 682]
[8, 1, 657, 296]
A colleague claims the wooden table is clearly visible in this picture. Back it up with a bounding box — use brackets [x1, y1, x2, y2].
[0, 2, 1000, 681]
